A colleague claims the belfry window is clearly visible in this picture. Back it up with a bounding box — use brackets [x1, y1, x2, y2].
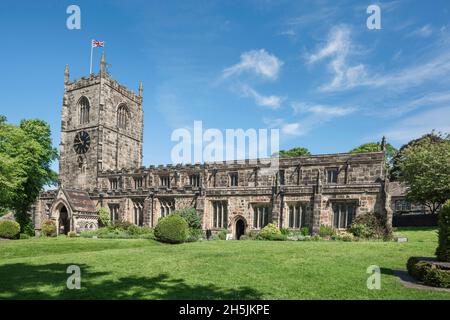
[230, 172, 238, 187]
[117, 104, 130, 129]
[78, 96, 90, 125]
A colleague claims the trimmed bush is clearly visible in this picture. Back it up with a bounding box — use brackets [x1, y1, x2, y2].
[0, 220, 20, 239]
[154, 214, 188, 244]
[407, 257, 450, 288]
[319, 225, 335, 238]
[258, 223, 282, 240]
[436, 200, 450, 262]
[41, 220, 57, 237]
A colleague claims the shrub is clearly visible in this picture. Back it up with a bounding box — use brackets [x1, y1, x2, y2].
[337, 231, 355, 242]
[97, 207, 110, 227]
[41, 220, 57, 237]
[19, 233, 30, 240]
[300, 227, 310, 236]
[174, 207, 202, 230]
[109, 220, 133, 231]
[217, 229, 228, 240]
[0, 220, 21, 239]
[239, 235, 249, 240]
[154, 214, 188, 244]
[68, 231, 77, 238]
[258, 223, 281, 240]
[436, 200, 450, 262]
[264, 233, 287, 241]
[319, 225, 335, 238]
[280, 228, 290, 235]
[188, 228, 203, 240]
[349, 212, 392, 240]
[80, 230, 97, 238]
[246, 230, 259, 240]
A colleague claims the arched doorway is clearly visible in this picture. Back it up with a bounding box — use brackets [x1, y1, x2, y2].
[59, 206, 70, 235]
[235, 218, 245, 240]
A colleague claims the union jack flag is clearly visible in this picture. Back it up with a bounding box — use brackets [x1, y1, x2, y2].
[91, 40, 104, 48]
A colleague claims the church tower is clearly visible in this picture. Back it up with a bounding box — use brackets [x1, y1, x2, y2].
[59, 54, 144, 190]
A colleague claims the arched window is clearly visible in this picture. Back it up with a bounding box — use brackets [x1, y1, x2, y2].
[117, 104, 130, 129]
[78, 96, 90, 124]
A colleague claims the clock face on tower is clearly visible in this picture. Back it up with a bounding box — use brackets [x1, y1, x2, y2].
[73, 131, 91, 154]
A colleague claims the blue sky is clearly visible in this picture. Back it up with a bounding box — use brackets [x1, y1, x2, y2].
[1, 0, 450, 170]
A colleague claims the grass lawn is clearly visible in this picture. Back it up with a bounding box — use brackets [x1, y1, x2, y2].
[0, 227, 449, 299]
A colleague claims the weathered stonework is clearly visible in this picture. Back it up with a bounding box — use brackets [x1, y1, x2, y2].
[33, 61, 393, 237]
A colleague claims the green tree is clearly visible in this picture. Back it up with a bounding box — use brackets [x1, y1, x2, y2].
[0, 116, 58, 234]
[350, 141, 398, 169]
[277, 147, 311, 158]
[97, 207, 111, 227]
[390, 132, 446, 181]
[173, 207, 202, 230]
[397, 133, 450, 215]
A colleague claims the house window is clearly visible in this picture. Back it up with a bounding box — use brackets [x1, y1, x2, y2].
[110, 178, 118, 190]
[134, 177, 143, 189]
[189, 174, 201, 187]
[288, 204, 307, 229]
[160, 199, 174, 218]
[395, 199, 411, 213]
[230, 172, 238, 187]
[332, 203, 356, 229]
[78, 96, 90, 125]
[326, 168, 338, 184]
[133, 201, 144, 226]
[160, 175, 170, 188]
[279, 170, 285, 185]
[253, 205, 270, 229]
[117, 104, 130, 129]
[212, 201, 228, 229]
[108, 204, 120, 222]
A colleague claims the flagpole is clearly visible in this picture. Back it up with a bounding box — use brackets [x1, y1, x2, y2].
[89, 40, 93, 74]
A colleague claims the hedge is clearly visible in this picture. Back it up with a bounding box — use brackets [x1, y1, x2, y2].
[407, 257, 450, 288]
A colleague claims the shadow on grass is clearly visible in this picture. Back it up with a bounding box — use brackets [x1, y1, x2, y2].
[0, 263, 262, 300]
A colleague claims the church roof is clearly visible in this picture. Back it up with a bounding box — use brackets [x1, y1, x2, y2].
[62, 189, 97, 213]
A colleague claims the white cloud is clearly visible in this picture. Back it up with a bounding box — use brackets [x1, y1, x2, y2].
[306, 25, 366, 91]
[238, 84, 285, 109]
[382, 106, 450, 143]
[264, 118, 305, 136]
[222, 49, 283, 80]
[409, 24, 433, 38]
[291, 101, 357, 116]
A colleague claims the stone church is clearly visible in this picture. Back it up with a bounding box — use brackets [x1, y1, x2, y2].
[32, 55, 396, 238]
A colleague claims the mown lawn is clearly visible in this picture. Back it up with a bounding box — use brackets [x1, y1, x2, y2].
[0, 227, 449, 299]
